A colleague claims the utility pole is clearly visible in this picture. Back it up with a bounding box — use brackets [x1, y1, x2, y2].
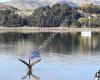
[88, 16, 91, 28]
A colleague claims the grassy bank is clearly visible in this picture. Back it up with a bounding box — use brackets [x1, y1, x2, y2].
[0, 26, 100, 33]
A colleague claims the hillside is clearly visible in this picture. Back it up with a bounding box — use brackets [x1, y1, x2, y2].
[4, 0, 77, 10]
[4, 0, 100, 11]
[0, 3, 17, 10]
[4, 0, 50, 10]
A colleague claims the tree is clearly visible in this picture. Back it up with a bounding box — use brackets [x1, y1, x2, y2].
[78, 17, 99, 27]
[28, 3, 81, 27]
[0, 9, 27, 27]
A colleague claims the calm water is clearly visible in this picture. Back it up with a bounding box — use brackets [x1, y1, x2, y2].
[0, 32, 100, 80]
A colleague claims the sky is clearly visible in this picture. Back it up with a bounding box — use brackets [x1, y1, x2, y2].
[0, 0, 11, 2]
[0, 0, 99, 3]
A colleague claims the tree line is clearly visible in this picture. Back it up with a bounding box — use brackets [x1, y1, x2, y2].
[0, 3, 81, 27]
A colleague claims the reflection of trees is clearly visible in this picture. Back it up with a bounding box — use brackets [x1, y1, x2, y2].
[0, 32, 47, 44]
[91, 35, 100, 52]
[0, 32, 80, 55]
[79, 34, 100, 54]
[79, 37, 91, 54]
[44, 33, 80, 54]
[0, 32, 20, 43]
[0, 32, 100, 55]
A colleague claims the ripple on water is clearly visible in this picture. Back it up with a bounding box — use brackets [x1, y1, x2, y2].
[0, 54, 100, 80]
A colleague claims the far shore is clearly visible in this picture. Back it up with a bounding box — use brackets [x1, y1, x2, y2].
[0, 26, 100, 33]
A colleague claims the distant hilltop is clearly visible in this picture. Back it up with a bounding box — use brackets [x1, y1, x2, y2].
[4, 0, 50, 10]
[0, 3, 17, 10]
[2, 0, 99, 10]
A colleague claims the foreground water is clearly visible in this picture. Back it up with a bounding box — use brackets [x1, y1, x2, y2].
[0, 32, 100, 80]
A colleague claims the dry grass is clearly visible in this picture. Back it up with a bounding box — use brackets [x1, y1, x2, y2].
[0, 26, 100, 33]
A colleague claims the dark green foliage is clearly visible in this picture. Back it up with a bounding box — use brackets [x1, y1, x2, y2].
[0, 10, 27, 27]
[73, 21, 82, 27]
[78, 17, 100, 27]
[0, 3, 81, 27]
[28, 3, 81, 27]
[0, 10, 11, 26]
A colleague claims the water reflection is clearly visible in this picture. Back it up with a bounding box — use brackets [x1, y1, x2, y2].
[0, 32, 100, 80]
[0, 32, 81, 55]
[22, 69, 39, 80]
[79, 37, 91, 54]
[0, 32, 100, 55]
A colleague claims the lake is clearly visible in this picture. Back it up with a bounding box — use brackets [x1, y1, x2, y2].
[0, 32, 100, 80]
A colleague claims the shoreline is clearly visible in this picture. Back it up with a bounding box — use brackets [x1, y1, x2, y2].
[0, 26, 100, 33]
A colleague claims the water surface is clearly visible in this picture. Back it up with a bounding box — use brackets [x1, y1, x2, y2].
[0, 32, 100, 80]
